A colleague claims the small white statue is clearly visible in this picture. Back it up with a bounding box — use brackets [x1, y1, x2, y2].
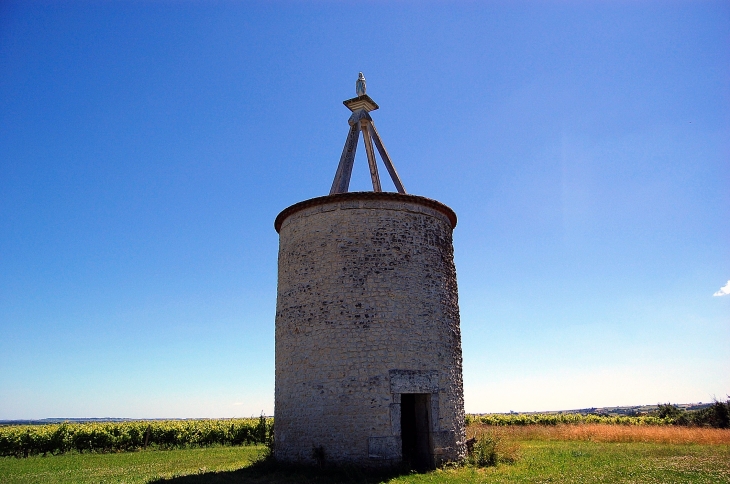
[356, 72, 366, 97]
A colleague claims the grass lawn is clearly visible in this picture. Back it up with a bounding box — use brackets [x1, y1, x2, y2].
[0, 445, 265, 484]
[1, 431, 728, 483]
[392, 441, 730, 484]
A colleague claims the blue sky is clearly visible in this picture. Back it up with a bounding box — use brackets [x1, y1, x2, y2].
[1, 1, 728, 418]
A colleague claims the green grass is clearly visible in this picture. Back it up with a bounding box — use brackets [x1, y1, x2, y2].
[393, 441, 730, 484]
[0, 445, 265, 484]
[1, 441, 728, 484]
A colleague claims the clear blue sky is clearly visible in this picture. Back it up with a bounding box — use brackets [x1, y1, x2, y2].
[1, 1, 728, 419]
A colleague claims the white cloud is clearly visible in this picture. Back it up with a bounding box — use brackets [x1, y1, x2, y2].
[714, 280, 730, 297]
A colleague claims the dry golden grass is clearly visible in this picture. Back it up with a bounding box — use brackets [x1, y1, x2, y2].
[467, 424, 730, 445]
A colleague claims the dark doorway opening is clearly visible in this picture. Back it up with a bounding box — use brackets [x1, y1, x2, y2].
[401, 393, 434, 471]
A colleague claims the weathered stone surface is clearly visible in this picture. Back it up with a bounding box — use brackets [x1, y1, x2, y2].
[274, 192, 465, 466]
[389, 370, 439, 394]
[368, 436, 400, 461]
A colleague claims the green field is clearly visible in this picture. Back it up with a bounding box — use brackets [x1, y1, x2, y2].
[1, 439, 728, 484]
[0, 445, 264, 484]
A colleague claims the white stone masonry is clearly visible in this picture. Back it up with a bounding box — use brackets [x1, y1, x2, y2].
[274, 192, 465, 466]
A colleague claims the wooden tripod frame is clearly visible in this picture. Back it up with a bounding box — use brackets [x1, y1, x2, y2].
[330, 97, 406, 195]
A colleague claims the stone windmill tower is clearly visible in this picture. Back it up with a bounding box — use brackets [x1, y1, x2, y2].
[273, 74, 465, 469]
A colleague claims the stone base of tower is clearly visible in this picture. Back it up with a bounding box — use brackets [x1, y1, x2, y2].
[274, 193, 466, 468]
[274, 368, 466, 467]
[273, 386, 466, 467]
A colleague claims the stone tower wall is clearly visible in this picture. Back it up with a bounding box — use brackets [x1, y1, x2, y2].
[274, 192, 465, 466]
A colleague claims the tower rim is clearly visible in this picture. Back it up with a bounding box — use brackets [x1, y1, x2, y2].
[274, 192, 457, 233]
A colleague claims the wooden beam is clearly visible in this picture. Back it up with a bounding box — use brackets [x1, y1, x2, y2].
[360, 120, 382, 192]
[338, 125, 358, 194]
[330, 123, 360, 195]
[369, 121, 406, 194]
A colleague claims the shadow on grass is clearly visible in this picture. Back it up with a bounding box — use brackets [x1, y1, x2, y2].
[150, 454, 415, 484]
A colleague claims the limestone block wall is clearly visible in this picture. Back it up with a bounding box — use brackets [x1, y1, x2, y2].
[274, 192, 465, 466]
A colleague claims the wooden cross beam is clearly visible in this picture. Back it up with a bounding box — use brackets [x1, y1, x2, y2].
[329, 123, 360, 195]
[368, 120, 406, 194]
[360, 119, 382, 192]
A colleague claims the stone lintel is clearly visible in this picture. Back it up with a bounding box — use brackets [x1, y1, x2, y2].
[389, 369, 439, 394]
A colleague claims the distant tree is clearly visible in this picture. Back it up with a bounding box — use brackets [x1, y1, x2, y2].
[706, 399, 730, 429]
[655, 403, 684, 420]
[687, 398, 729, 428]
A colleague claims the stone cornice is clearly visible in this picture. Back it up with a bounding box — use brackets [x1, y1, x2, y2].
[274, 192, 457, 233]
